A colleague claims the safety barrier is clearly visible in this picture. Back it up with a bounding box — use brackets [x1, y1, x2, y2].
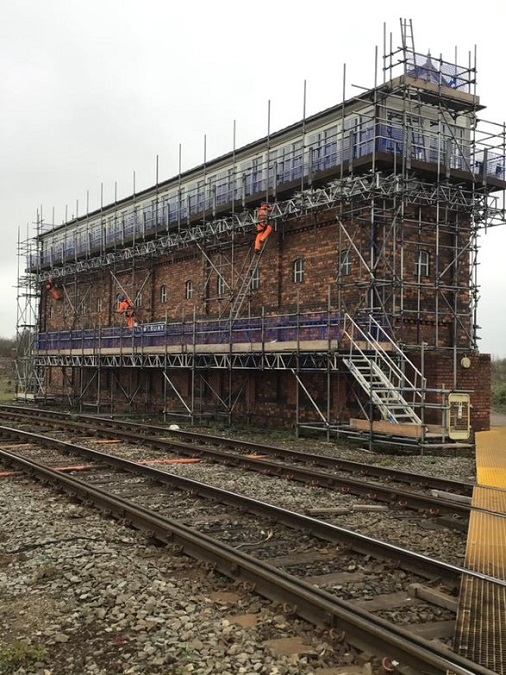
[37, 311, 342, 353]
[34, 119, 505, 270]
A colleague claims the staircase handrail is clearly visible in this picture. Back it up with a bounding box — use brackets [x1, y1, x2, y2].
[361, 314, 425, 398]
[343, 312, 425, 404]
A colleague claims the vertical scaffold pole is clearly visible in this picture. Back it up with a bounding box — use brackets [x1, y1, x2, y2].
[301, 81, 306, 193]
[266, 99, 271, 203]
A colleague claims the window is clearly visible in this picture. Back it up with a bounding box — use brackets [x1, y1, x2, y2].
[196, 180, 205, 212]
[409, 116, 426, 161]
[227, 167, 236, 199]
[160, 285, 167, 304]
[185, 280, 194, 300]
[217, 275, 227, 297]
[446, 124, 464, 170]
[276, 145, 287, 182]
[134, 290, 142, 307]
[339, 250, 352, 276]
[385, 111, 403, 156]
[309, 132, 324, 172]
[250, 265, 260, 290]
[97, 298, 103, 312]
[292, 141, 303, 178]
[293, 258, 305, 283]
[76, 296, 87, 315]
[415, 250, 430, 278]
[251, 157, 263, 194]
[177, 186, 186, 219]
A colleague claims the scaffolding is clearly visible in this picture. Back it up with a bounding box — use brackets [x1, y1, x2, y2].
[15, 217, 44, 401]
[16, 20, 506, 445]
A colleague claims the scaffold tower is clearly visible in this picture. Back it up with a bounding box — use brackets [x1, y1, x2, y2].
[16, 19, 506, 447]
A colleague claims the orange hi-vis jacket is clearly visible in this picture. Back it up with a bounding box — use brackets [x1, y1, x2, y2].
[117, 298, 136, 328]
[256, 202, 273, 230]
[45, 276, 62, 301]
[117, 299, 134, 315]
[254, 203, 274, 252]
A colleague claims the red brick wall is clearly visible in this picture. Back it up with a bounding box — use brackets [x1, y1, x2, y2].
[412, 351, 491, 432]
[42, 350, 489, 433]
[60, 367, 351, 431]
[39, 204, 489, 431]
[43, 205, 472, 348]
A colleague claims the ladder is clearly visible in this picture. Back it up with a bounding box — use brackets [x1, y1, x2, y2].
[400, 18, 416, 57]
[220, 204, 277, 321]
[227, 247, 265, 321]
[342, 312, 424, 425]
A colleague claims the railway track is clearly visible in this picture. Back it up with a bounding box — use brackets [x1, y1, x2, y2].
[0, 423, 501, 675]
[0, 406, 475, 527]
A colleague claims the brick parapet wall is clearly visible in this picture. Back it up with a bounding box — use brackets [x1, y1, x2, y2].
[411, 350, 490, 432]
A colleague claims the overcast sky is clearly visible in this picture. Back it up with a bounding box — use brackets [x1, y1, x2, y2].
[2, 0, 506, 356]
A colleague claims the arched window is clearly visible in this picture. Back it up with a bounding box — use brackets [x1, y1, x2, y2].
[415, 250, 430, 278]
[293, 258, 305, 283]
[250, 265, 260, 290]
[160, 285, 167, 304]
[339, 250, 352, 276]
[217, 275, 226, 297]
[185, 280, 194, 300]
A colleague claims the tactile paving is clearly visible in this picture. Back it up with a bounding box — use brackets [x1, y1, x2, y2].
[452, 428, 506, 673]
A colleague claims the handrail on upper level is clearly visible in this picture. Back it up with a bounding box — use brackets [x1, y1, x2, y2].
[37, 310, 342, 353]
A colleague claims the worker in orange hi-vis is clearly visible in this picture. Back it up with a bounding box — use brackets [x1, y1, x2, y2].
[254, 201, 274, 253]
[45, 275, 62, 301]
[116, 294, 136, 329]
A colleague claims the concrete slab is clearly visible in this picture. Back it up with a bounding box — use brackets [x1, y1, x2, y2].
[207, 591, 242, 604]
[264, 636, 317, 657]
[226, 613, 258, 628]
[314, 668, 366, 675]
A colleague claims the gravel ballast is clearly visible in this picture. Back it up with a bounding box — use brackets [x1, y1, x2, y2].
[0, 433, 476, 675]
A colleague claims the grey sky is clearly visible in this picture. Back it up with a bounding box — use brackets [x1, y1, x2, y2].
[2, 0, 506, 356]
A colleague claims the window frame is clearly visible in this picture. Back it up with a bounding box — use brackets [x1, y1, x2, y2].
[217, 275, 227, 297]
[293, 258, 305, 283]
[339, 250, 352, 277]
[185, 279, 194, 300]
[415, 249, 430, 278]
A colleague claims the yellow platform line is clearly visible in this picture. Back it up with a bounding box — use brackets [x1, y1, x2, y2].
[452, 427, 506, 673]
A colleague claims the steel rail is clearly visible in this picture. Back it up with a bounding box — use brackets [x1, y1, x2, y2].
[0, 445, 496, 675]
[0, 410, 473, 519]
[158, 427, 474, 494]
[0, 406, 474, 495]
[83, 412, 475, 495]
[2, 425, 506, 593]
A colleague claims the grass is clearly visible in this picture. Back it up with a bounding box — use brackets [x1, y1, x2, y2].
[0, 370, 14, 402]
[0, 641, 47, 674]
[491, 382, 506, 414]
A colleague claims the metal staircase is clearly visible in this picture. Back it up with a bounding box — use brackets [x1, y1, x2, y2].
[342, 313, 425, 425]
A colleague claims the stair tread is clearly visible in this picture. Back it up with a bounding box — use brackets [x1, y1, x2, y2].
[345, 330, 421, 426]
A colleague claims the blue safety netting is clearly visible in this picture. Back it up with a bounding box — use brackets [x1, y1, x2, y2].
[37, 311, 342, 352]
